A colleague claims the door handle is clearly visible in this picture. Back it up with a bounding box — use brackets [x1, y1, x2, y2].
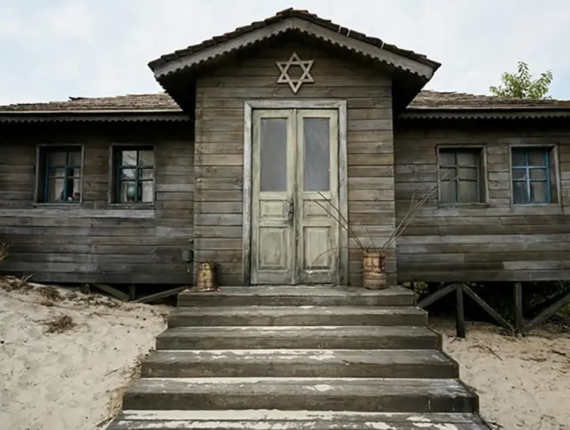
[288, 200, 294, 225]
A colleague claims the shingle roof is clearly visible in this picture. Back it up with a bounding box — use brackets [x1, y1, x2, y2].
[2, 90, 569, 115]
[0, 93, 179, 112]
[148, 8, 440, 76]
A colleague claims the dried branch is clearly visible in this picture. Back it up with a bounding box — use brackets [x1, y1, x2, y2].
[311, 193, 365, 251]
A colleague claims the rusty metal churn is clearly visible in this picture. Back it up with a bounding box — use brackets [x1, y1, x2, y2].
[362, 250, 387, 290]
[196, 261, 218, 292]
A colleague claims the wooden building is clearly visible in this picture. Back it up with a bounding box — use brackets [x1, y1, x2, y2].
[2, 8, 570, 288]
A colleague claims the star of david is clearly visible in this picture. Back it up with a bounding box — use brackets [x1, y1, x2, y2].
[276, 52, 314, 94]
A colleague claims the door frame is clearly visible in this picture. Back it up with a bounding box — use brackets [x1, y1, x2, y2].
[242, 99, 348, 286]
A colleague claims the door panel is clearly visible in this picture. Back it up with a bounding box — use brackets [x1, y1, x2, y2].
[296, 109, 339, 284]
[251, 108, 339, 285]
[251, 110, 295, 284]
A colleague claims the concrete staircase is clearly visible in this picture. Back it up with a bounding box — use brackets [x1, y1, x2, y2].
[107, 286, 491, 429]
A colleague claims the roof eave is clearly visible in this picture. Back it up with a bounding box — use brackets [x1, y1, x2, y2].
[0, 110, 189, 123]
[399, 108, 570, 120]
[149, 16, 438, 82]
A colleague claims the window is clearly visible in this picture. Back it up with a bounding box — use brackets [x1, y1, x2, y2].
[438, 147, 485, 204]
[37, 146, 82, 203]
[112, 146, 155, 203]
[511, 147, 557, 204]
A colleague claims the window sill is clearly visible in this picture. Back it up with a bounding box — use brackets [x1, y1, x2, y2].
[34, 202, 83, 208]
[437, 202, 490, 209]
[108, 203, 156, 210]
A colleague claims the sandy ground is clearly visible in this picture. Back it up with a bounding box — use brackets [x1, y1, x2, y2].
[0, 277, 169, 430]
[1, 277, 569, 430]
[431, 318, 570, 430]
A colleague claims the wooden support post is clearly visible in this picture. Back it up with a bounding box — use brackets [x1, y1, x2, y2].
[129, 284, 136, 301]
[456, 283, 466, 338]
[93, 284, 129, 301]
[133, 287, 189, 304]
[514, 282, 524, 333]
[417, 283, 458, 309]
[523, 288, 570, 333]
[464, 284, 514, 333]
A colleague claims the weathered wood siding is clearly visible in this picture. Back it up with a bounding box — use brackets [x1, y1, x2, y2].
[0, 122, 194, 284]
[194, 42, 396, 286]
[394, 119, 570, 282]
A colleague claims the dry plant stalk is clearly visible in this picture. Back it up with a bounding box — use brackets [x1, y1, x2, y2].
[310, 173, 457, 266]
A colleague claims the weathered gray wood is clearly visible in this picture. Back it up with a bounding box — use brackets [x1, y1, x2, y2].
[93, 284, 129, 301]
[514, 282, 524, 332]
[417, 283, 458, 309]
[523, 287, 570, 333]
[456, 284, 466, 338]
[463, 285, 514, 333]
[133, 287, 189, 304]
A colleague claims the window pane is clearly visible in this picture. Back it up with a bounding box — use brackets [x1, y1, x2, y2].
[457, 151, 477, 166]
[458, 180, 478, 202]
[119, 181, 139, 202]
[68, 150, 82, 166]
[260, 118, 287, 192]
[529, 168, 547, 180]
[47, 178, 65, 202]
[139, 150, 154, 166]
[120, 168, 136, 180]
[438, 151, 455, 166]
[139, 168, 154, 180]
[531, 181, 548, 203]
[120, 150, 138, 166]
[47, 168, 66, 178]
[303, 118, 330, 192]
[513, 181, 528, 204]
[142, 182, 154, 202]
[47, 151, 67, 166]
[439, 167, 456, 182]
[512, 169, 527, 180]
[440, 180, 457, 203]
[528, 149, 547, 166]
[459, 167, 478, 181]
[512, 150, 527, 167]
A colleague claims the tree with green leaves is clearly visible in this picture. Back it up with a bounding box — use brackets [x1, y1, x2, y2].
[489, 61, 553, 99]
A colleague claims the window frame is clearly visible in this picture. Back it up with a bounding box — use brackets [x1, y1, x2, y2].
[109, 143, 156, 208]
[509, 144, 560, 206]
[34, 144, 85, 206]
[436, 144, 488, 207]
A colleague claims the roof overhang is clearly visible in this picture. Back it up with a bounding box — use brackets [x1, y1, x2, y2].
[148, 13, 441, 111]
[0, 110, 188, 124]
[399, 108, 570, 120]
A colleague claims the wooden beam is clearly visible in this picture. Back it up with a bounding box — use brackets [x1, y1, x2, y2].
[133, 287, 188, 304]
[129, 284, 136, 301]
[523, 288, 570, 333]
[92, 284, 129, 301]
[456, 284, 465, 338]
[514, 282, 524, 332]
[417, 283, 458, 309]
[464, 284, 514, 333]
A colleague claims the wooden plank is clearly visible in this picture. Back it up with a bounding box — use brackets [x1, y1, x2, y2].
[93, 284, 129, 301]
[463, 285, 514, 333]
[417, 283, 458, 309]
[134, 287, 189, 304]
[456, 284, 466, 338]
[514, 282, 524, 332]
[523, 288, 570, 333]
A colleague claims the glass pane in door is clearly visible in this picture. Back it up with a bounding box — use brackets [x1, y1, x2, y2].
[260, 118, 287, 192]
[303, 118, 330, 192]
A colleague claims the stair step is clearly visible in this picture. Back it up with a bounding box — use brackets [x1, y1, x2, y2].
[177, 286, 415, 307]
[122, 377, 478, 413]
[156, 326, 441, 350]
[141, 349, 458, 378]
[168, 306, 426, 327]
[108, 410, 491, 430]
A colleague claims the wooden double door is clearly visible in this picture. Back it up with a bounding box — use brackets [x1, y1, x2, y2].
[251, 108, 340, 285]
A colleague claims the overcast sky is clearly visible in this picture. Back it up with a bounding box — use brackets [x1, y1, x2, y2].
[1, 0, 569, 105]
